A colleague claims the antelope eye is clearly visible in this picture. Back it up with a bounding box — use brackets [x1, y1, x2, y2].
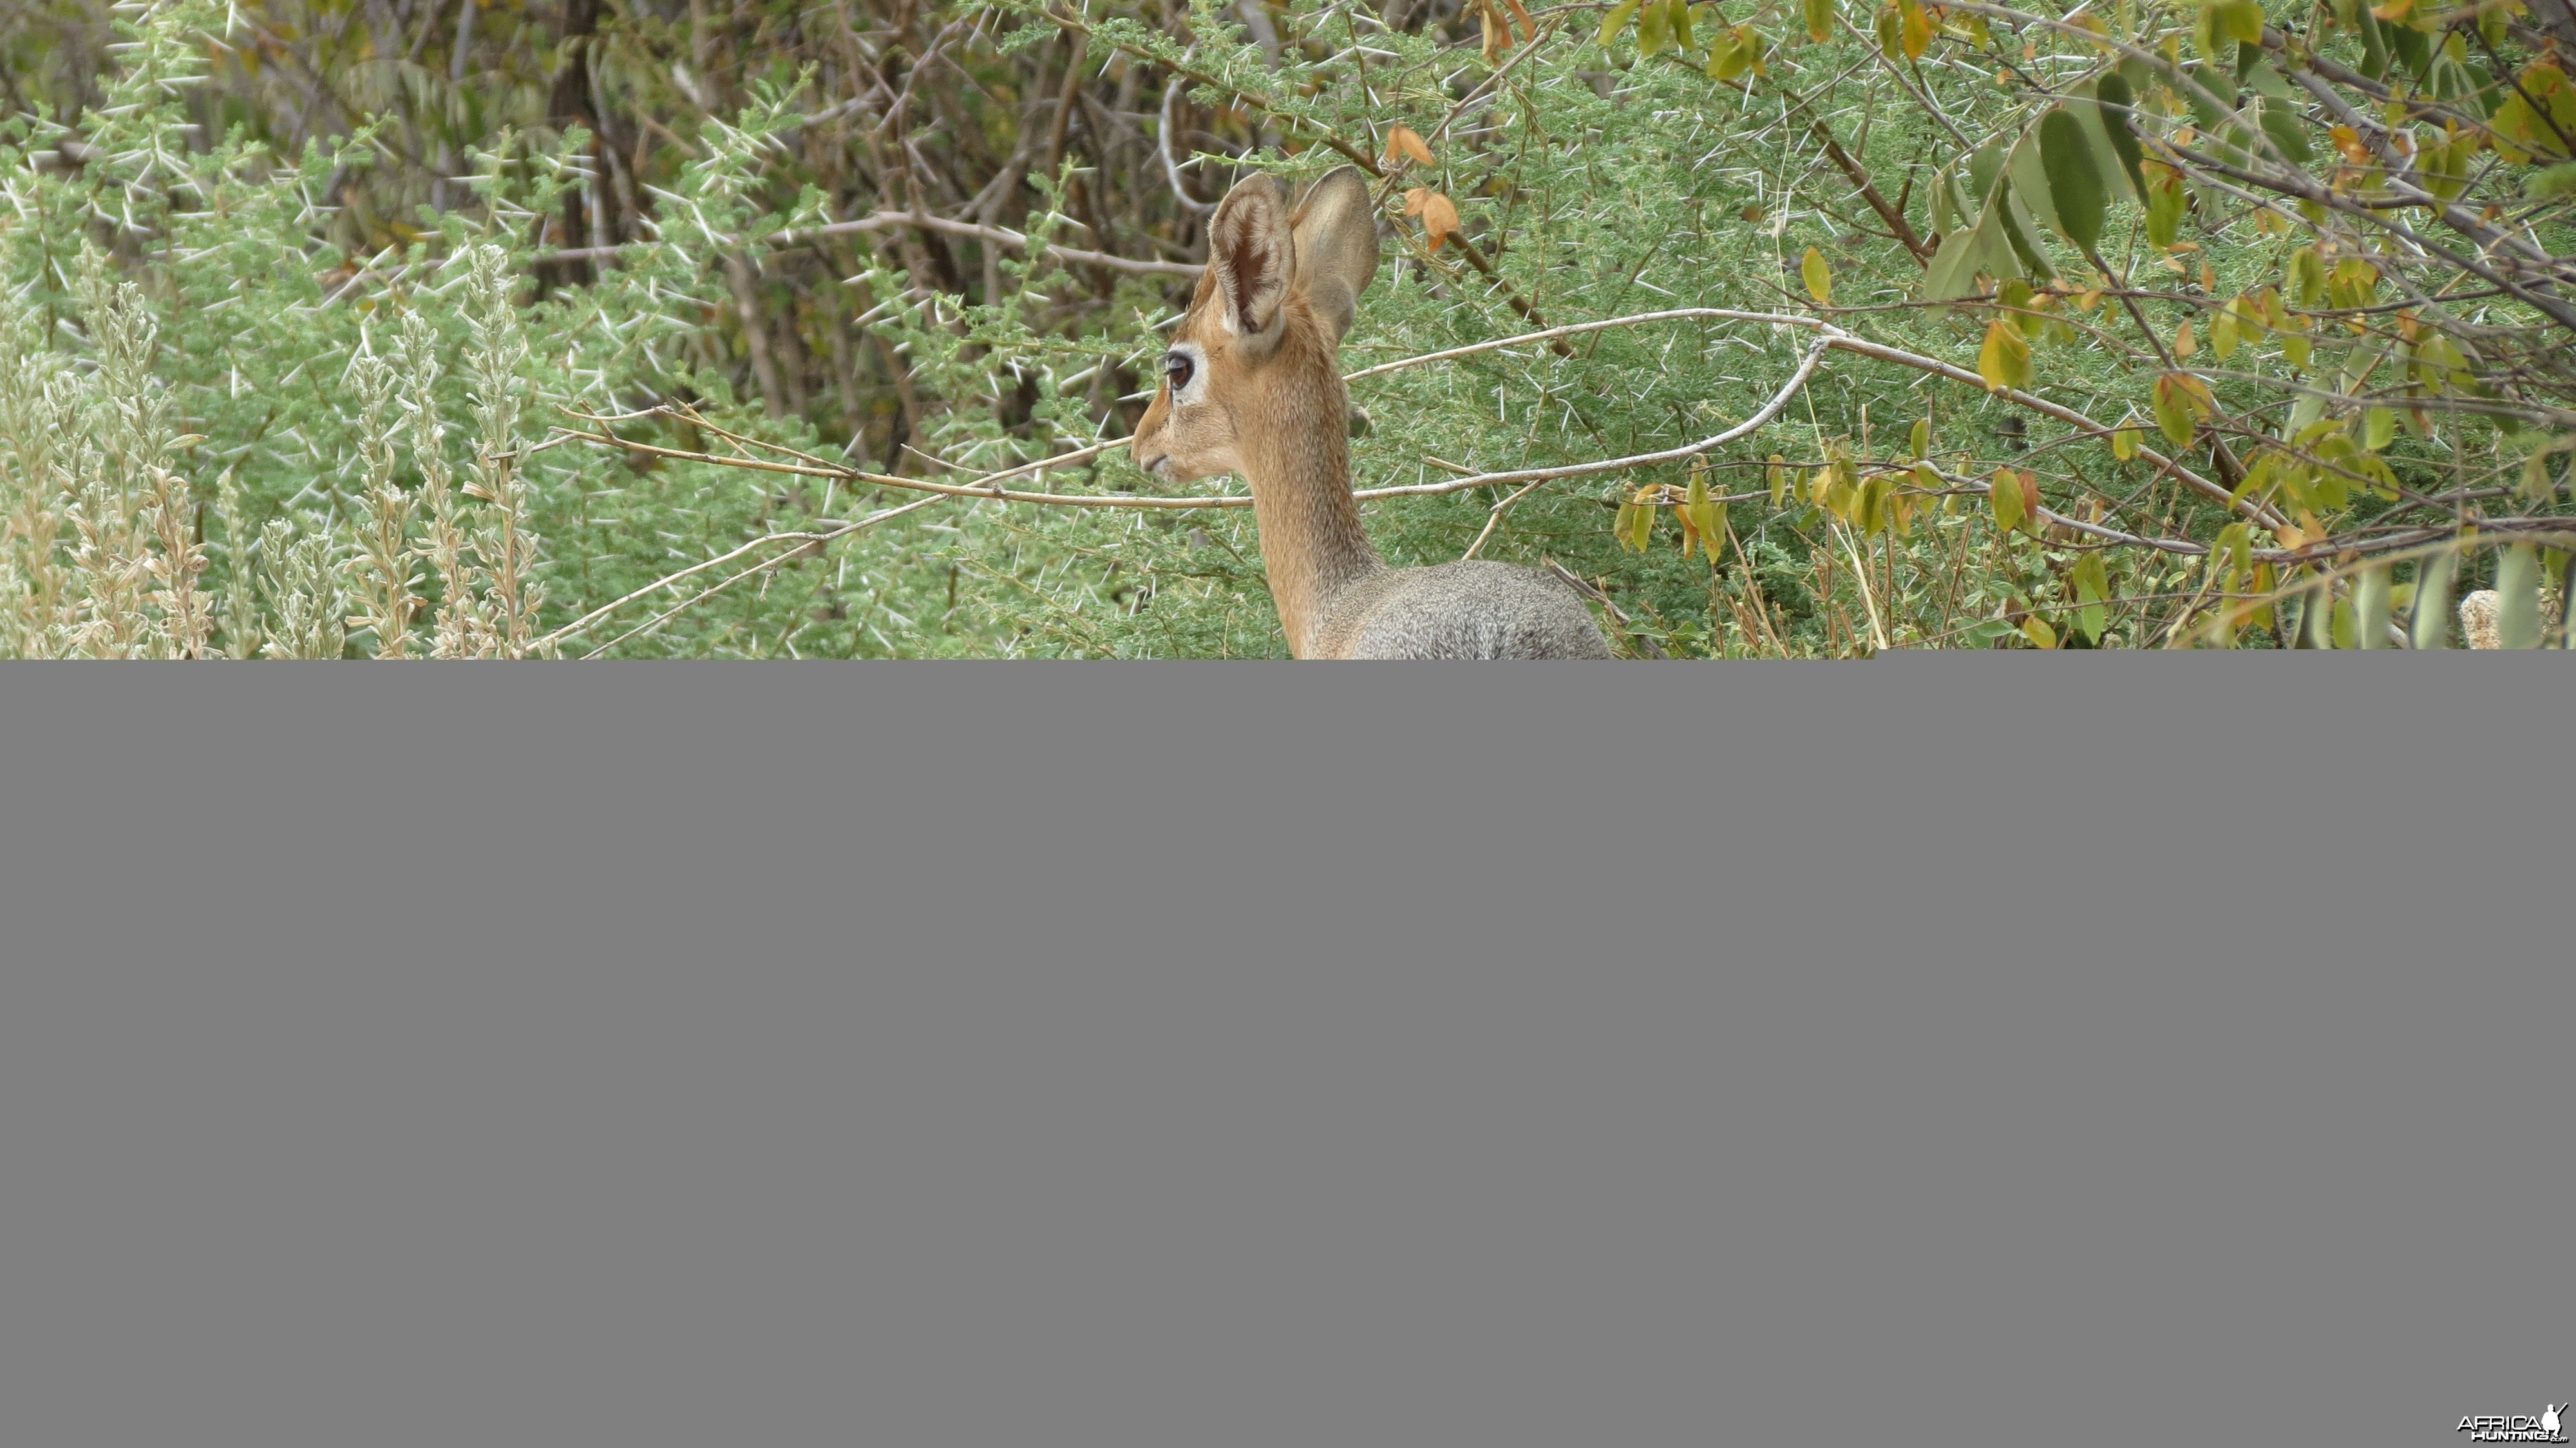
[1164, 352, 1193, 390]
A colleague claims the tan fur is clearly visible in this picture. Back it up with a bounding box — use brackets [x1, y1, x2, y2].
[2458, 587, 2562, 649]
[1132, 168, 1611, 660]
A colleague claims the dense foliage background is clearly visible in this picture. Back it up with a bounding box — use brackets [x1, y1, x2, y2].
[5, 0, 2573, 655]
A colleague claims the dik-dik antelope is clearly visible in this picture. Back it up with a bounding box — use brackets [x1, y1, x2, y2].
[1132, 166, 1613, 658]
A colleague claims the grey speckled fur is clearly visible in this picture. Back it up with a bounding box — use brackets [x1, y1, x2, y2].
[1311, 560, 1615, 659]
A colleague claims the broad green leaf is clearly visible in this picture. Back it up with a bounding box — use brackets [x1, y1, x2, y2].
[1640, 0, 1671, 55]
[1996, 180, 2058, 281]
[2152, 372, 2209, 447]
[1628, 491, 1655, 551]
[2069, 551, 2110, 642]
[2110, 423, 2139, 461]
[1598, 0, 1642, 46]
[2354, 563, 2392, 647]
[2365, 407, 2396, 451]
[2210, 303, 2240, 361]
[2091, 74, 2150, 201]
[2410, 549, 2456, 648]
[1967, 140, 2008, 200]
[1687, 472, 1722, 553]
[2497, 544, 2544, 648]
[1802, 247, 1833, 305]
[2143, 166, 2184, 247]
[2287, 247, 2326, 307]
[1918, 223, 1989, 303]
[1909, 416, 1931, 459]
[2005, 134, 2062, 243]
[1804, 0, 1835, 44]
[2215, 0, 2266, 46]
[1768, 454, 1790, 507]
[1615, 497, 1643, 551]
[2038, 108, 2107, 252]
[2256, 102, 2312, 164]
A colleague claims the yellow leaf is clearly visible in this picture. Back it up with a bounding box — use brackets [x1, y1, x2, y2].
[2022, 616, 2059, 649]
[2174, 319, 2197, 358]
[1978, 319, 2032, 392]
[1897, 0, 1933, 59]
[2110, 423, 2139, 461]
[1385, 125, 1435, 167]
[1989, 466, 2025, 534]
[1801, 247, 1833, 305]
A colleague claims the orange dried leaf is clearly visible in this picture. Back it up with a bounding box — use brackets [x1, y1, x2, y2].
[1385, 125, 1435, 167]
[1421, 191, 1462, 248]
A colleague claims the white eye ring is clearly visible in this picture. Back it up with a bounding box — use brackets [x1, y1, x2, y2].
[1163, 343, 1208, 406]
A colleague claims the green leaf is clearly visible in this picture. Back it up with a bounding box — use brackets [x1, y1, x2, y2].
[1614, 497, 1643, 551]
[1640, 0, 1672, 55]
[2256, 102, 2313, 164]
[1996, 179, 2058, 281]
[2091, 73, 2150, 202]
[2214, 0, 2266, 46]
[1801, 246, 1833, 305]
[1804, 0, 1835, 43]
[1909, 415, 1931, 459]
[2069, 551, 2110, 642]
[1598, 0, 1642, 46]
[2354, 563, 2392, 647]
[2152, 372, 2210, 447]
[2497, 543, 2544, 648]
[2410, 549, 2456, 648]
[2287, 247, 2326, 307]
[1687, 471, 1722, 552]
[2365, 406, 2395, 451]
[2005, 133, 2061, 241]
[2143, 166, 2184, 247]
[2038, 108, 2107, 252]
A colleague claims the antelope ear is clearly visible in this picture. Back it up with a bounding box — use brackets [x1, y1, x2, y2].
[1290, 166, 1381, 347]
[1208, 173, 1292, 355]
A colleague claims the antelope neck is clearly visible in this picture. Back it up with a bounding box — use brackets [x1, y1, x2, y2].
[1237, 384, 1383, 657]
